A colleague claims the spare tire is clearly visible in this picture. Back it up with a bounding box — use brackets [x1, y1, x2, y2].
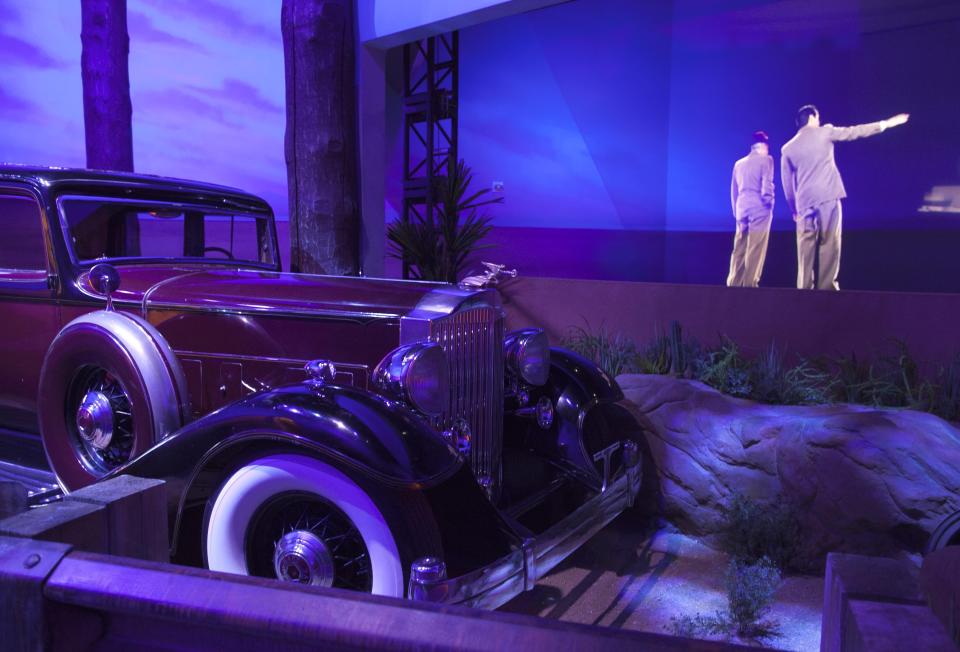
[39, 310, 189, 490]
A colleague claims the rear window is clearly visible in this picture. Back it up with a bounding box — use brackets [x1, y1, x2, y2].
[0, 195, 46, 271]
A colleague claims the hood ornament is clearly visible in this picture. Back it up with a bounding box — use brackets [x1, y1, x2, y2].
[459, 262, 517, 290]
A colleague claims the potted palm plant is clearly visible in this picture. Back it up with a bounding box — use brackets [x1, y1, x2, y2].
[388, 159, 502, 283]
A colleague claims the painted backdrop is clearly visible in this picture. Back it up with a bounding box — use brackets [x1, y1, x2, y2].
[3, 0, 960, 289]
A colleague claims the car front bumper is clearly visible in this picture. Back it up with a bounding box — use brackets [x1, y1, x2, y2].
[407, 440, 642, 610]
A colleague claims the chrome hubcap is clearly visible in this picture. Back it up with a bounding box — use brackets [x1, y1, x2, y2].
[273, 530, 335, 587]
[76, 391, 114, 450]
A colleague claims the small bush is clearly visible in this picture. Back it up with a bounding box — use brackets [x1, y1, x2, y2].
[723, 494, 802, 571]
[724, 557, 782, 637]
[562, 323, 639, 378]
[666, 558, 782, 644]
[692, 338, 753, 397]
[637, 331, 673, 375]
[927, 354, 960, 421]
[668, 612, 727, 639]
[563, 321, 960, 422]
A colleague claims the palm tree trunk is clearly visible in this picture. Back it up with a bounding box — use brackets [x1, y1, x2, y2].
[282, 0, 359, 275]
[80, 0, 133, 172]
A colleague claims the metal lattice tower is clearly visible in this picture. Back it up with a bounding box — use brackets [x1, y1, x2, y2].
[401, 32, 459, 278]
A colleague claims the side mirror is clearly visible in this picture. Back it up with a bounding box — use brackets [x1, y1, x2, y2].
[89, 263, 120, 311]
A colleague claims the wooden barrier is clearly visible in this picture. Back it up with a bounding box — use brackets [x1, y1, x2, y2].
[0, 475, 166, 562]
[0, 475, 753, 651]
[919, 546, 960, 645]
[820, 552, 953, 652]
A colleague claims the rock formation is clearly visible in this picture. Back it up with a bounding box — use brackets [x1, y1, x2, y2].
[618, 374, 960, 560]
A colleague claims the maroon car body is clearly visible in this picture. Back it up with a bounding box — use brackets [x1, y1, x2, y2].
[0, 165, 643, 609]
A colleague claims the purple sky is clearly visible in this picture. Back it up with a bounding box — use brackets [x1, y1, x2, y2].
[0, 0, 289, 217]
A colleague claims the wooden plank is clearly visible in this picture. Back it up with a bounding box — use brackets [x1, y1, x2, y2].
[919, 546, 960, 645]
[0, 481, 27, 519]
[0, 499, 108, 554]
[0, 536, 74, 651]
[43, 551, 755, 652]
[820, 552, 925, 652]
[845, 600, 954, 652]
[65, 475, 168, 562]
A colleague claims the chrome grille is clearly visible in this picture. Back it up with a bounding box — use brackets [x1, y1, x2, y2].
[429, 306, 504, 493]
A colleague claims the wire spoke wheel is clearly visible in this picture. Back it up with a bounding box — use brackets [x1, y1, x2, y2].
[65, 365, 136, 476]
[245, 491, 373, 592]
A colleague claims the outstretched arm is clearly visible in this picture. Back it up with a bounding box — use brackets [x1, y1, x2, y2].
[762, 156, 775, 209]
[830, 113, 910, 141]
[781, 154, 797, 218]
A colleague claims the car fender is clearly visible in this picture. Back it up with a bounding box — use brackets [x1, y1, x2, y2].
[521, 347, 629, 486]
[112, 382, 462, 559]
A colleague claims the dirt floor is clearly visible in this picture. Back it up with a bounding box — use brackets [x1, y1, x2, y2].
[501, 514, 824, 650]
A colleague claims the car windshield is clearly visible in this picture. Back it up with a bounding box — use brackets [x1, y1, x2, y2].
[59, 197, 277, 267]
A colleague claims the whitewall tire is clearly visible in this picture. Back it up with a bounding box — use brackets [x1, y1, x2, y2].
[205, 453, 404, 597]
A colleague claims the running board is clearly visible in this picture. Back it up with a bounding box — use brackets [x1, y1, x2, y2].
[0, 459, 61, 505]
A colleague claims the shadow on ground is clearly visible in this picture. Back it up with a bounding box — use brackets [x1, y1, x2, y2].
[500, 513, 823, 651]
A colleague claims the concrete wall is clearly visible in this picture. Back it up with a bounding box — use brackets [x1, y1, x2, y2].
[501, 276, 960, 367]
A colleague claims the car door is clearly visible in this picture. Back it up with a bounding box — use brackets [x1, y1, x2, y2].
[0, 186, 60, 437]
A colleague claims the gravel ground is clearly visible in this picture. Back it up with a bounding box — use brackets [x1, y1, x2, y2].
[501, 514, 823, 650]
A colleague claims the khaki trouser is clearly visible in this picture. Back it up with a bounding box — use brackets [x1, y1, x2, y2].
[796, 199, 842, 290]
[726, 210, 772, 287]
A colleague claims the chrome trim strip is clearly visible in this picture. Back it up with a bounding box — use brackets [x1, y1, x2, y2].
[140, 270, 210, 318]
[173, 350, 370, 371]
[409, 444, 642, 610]
[146, 300, 400, 322]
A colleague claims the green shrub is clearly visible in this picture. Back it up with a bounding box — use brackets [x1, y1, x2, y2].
[724, 557, 782, 637]
[692, 338, 753, 397]
[666, 558, 782, 643]
[637, 330, 673, 375]
[722, 494, 802, 571]
[927, 354, 960, 421]
[562, 321, 960, 422]
[668, 612, 727, 639]
[562, 323, 639, 378]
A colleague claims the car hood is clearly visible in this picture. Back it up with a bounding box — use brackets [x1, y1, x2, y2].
[91, 265, 458, 320]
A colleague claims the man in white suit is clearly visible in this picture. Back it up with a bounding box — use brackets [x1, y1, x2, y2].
[781, 105, 909, 290]
[727, 130, 775, 287]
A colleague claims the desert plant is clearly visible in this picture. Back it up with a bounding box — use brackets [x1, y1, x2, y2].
[666, 557, 782, 644]
[724, 557, 782, 638]
[750, 343, 786, 403]
[387, 159, 501, 282]
[832, 352, 899, 406]
[778, 359, 835, 405]
[668, 612, 727, 639]
[562, 323, 639, 378]
[692, 337, 752, 397]
[637, 330, 672, 375]
[722, 494, 802, 571]
[927, 354, 960, 421]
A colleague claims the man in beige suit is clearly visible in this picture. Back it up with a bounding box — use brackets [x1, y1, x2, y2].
[781, 105, 909, 290]
[728, 130, 775, 287]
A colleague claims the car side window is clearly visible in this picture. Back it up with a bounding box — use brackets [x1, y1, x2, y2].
[0, 195, 46, 271]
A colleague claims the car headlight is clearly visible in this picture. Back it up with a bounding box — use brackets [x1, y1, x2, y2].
[373, 342, 448, 416]
[504, 329, 550, 386]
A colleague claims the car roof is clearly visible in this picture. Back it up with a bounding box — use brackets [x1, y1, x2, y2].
[0, 164, 271, 211]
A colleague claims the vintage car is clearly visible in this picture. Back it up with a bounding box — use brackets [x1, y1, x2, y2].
[0, 164, 643, 608]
